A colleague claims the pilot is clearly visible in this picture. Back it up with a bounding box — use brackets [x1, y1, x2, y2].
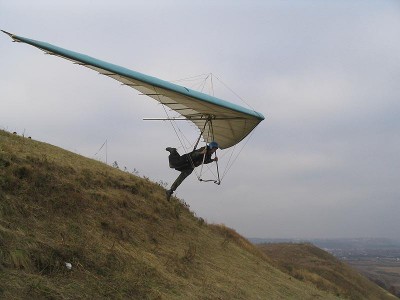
[165, 141, 219, 200]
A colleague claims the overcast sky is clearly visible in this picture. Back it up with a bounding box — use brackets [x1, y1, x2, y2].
[1, 0, 400, 240]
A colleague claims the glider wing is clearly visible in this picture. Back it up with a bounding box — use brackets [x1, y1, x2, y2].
[2, 31, 265, 149]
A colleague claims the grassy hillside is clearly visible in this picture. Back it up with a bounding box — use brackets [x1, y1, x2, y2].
[258, 243, 396, 300]
[0, 129, 387, 299]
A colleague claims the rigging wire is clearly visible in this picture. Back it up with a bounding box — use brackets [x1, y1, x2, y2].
[212, 74, 258, 113]
[221, 129, 255, 180]
[211, 73, 215, 96]
[170, 73, 211, 83]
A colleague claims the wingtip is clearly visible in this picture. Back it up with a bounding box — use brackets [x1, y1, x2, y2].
[1, 30, 14, 37]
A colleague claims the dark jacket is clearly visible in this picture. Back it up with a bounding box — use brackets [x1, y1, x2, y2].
[175, 147, 213, 171]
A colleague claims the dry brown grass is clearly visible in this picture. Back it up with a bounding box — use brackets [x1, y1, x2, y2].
[0, 129, 359, 299]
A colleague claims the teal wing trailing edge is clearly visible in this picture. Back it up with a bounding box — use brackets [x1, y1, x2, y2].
[2, 31, 265, 149]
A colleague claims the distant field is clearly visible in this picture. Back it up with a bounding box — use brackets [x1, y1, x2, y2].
[346, 259, 400, 297]
[257, 243, 396, 299]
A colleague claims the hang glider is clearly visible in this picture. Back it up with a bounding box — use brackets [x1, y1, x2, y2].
[2, 30, 264, 149]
